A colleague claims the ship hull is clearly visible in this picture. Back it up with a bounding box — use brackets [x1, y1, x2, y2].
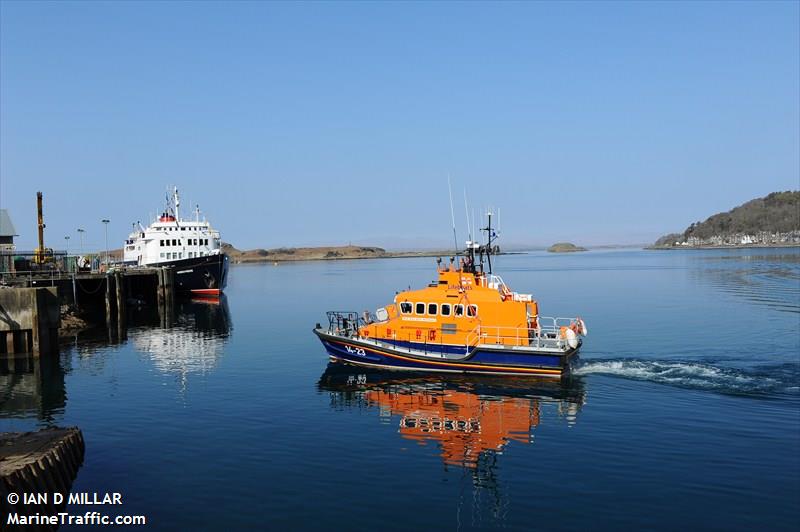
[149, 253, 229, 296]
[314, 329, 578, 378]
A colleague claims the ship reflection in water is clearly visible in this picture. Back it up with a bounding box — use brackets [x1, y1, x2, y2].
[318, 366, 586, 524]
[129, 296, 232, 386]
[318, 365, 585, 466]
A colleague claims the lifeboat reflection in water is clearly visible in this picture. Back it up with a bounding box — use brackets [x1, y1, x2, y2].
[318, 366, 585, 470]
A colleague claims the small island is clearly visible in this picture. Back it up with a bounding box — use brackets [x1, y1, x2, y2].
[547, 242, 587, 253]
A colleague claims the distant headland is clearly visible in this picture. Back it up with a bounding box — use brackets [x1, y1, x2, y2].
[222, 244, 464, 264]
[547, 242, 587, 253]
[650, 191, 800, 249]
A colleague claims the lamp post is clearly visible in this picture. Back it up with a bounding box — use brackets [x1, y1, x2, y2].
[77, 228, 85, 256]
[64, 235, 70, 256]
[101, 219, 110, 265]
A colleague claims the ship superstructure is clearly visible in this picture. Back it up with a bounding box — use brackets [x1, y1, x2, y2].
[123, 187, 228, 296]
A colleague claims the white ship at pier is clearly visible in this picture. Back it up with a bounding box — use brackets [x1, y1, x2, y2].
[123, 187, 229, 296]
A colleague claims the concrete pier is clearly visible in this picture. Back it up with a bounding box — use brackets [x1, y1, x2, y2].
[0, 427, 85, 528]
[0, 268, 173, 345]
[0, 288, 59, 357]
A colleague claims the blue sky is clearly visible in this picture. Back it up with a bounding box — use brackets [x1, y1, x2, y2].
[1, 1, 798, 251]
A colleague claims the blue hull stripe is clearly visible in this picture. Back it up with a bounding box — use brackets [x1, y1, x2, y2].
[318, 335, 569, 376]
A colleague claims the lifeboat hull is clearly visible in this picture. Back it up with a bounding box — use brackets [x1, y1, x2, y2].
[314, 329, 578, 378]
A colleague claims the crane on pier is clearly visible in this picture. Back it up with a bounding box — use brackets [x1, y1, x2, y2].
[33, 191, 53, 265]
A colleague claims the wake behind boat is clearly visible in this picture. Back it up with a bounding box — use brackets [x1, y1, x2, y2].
[313, 212, 588, 378]
[123, 187, 229, 296]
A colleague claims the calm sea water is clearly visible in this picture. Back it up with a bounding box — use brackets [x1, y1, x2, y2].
[2, 249, 799, 530]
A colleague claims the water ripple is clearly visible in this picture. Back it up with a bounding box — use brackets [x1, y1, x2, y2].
[574, 359, 800, 397]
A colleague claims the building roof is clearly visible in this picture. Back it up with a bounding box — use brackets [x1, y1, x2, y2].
[0, 209, 17, 237]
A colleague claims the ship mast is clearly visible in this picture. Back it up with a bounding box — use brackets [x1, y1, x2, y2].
[173, 187, 181, 222]
[485, 210, 493, 274]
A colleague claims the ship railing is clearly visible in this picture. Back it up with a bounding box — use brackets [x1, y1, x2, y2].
[466, 317, 580, 350]
[325, 311, 367, 338]
[464, 324, 482, 348]
[0, 263, 140, 284]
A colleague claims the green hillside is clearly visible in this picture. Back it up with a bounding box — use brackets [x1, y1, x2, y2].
[654, 191, 800, 247]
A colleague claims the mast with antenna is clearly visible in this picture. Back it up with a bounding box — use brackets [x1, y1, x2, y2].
[482, 210, 496, 275]
[174, 187, 181, 221]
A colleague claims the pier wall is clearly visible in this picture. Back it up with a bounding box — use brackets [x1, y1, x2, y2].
[0, 288, 59, 357]
[1, 269, 173, 346]
[0, 427, 85, 529]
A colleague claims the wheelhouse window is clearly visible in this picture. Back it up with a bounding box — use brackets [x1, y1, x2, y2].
[427, 303, 437, 315]
[415, 302, 425, 315]
[467, 305, 478, 317]
[160, 240, 164, 246]
[400, 302, 412, 314]
[441, 304, 451, 316]
[454, 304, 464, 317]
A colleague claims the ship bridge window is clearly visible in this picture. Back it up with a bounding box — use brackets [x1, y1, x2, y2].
[400, 302, 412, 314]
[415, 302, 425, 315]
[441, 304, 451, 316]
[455, 304, 464, 317]
[172, 239, 177, 246]
[160, 240, 164, 246]
[467, 305, 478, 317]
[427, 303, 438, 315]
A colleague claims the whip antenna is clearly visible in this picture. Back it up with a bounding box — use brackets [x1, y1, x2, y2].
[463, 188, 471, 243]
[448, 174, 459, 256]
